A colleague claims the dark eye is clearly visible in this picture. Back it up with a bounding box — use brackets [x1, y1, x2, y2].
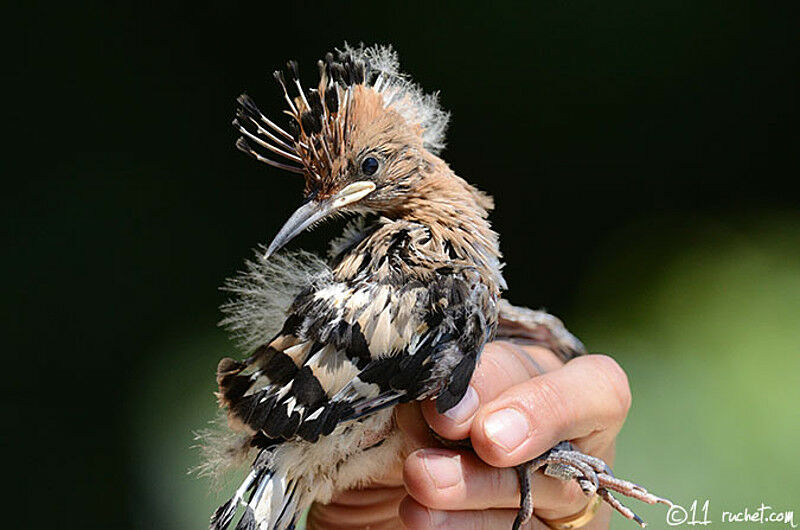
[361, 157, 379, 176]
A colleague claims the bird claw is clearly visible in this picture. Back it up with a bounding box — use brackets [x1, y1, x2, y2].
[514, 441, 672, 529]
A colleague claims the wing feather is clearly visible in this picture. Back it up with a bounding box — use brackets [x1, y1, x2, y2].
[217, 224, 497, 444]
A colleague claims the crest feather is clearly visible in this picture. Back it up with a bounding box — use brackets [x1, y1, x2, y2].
[342, 43, 450, 154]
[233, 43, 451, 179]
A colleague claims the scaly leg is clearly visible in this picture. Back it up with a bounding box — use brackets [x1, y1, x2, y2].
[513, 441, 672, 529]
[496, 303, 671, 527]
[513, 463, 534, 529]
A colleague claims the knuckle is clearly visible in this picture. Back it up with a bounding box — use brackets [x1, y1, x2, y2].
[485, 467, 509, 507]
[473, 345, 515, 388]
[483, 341, 514, 359]
[528, 377, 570, 437]
[583, 354, 632, 418]
[502, 342, 548, 378]
[478, 510, 502, 529]
[472, 346, 503, 380]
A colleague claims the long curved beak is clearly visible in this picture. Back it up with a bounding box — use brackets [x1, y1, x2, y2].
[264, 181, 376, 258]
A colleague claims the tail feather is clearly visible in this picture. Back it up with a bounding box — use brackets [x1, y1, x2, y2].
[252, 472, 302, 530]
[234, 507, 256, 530]
[210, 469, 258, 530]
[210, 499, 236, 530]
[211, 456, 305, 530]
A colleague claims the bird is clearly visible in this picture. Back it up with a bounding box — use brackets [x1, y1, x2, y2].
[202, 44, 671, 530]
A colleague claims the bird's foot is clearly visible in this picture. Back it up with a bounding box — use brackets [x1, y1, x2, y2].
[514, 441, 672, 529]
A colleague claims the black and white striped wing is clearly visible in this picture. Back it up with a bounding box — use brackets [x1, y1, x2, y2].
[216, 268, 494, 443]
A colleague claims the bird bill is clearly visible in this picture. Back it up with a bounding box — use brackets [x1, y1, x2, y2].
[264, 181, 376, 258]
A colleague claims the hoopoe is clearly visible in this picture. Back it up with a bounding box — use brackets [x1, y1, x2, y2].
[204, 44, 670, 530]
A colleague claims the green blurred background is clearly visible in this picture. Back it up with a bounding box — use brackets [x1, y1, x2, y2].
[7, 1, 799, 528]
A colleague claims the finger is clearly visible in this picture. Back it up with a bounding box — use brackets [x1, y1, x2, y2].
[470, 354, 631, 468]
[421, 342, 561, 440]
[396, 401, 440, 449]
[403, 448, 592, 516]
[309, 487, 405, 529]
[399, 496, 549, 530]
[329, 485, 407, 506]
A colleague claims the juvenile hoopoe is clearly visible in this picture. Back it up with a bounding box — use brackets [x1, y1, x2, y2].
[205, 44, 670, 530]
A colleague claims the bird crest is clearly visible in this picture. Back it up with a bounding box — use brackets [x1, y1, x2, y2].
[233, 44, 450, 199]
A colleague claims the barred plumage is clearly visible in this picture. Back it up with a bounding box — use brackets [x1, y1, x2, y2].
[206, 43, 669, 530]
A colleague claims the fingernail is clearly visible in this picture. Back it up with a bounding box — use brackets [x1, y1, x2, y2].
[420, 450, 463, 490]
[443, 386, 478, 423]
[483, 408, 530, 452]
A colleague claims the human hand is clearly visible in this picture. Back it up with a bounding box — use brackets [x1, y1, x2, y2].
[401, 342, 631, 529]
[307, 341, 632, 529]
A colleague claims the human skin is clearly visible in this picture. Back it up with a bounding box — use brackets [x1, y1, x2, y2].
[307, 342, 632, 529]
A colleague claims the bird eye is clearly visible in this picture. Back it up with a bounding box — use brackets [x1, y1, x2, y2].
[361, 157, 379, 176]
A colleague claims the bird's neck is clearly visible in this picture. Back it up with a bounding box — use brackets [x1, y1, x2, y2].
[391, 156, 493, 221]
[387, 157, 505, 289]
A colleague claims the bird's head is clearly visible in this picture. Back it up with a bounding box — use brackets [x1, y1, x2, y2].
[233, 44, 451, 258]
